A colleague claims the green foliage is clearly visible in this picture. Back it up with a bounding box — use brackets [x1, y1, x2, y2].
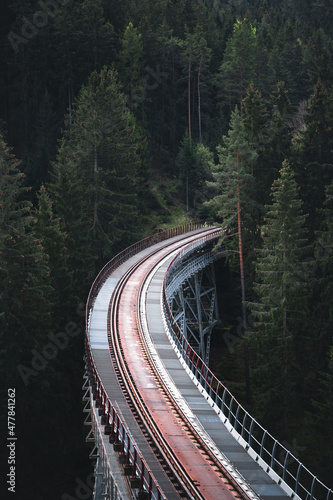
[292, 81, 333, 234]
[118, 22, 144, 112]
[216, 17, 258, 111]
[248, 161, 310, 435]
[176, 133, 214, 210]
[205, 107, 257, 232]
[2, 0, 333, 493]
[50, 67, 145, 294]
[0, 133, 52, 357]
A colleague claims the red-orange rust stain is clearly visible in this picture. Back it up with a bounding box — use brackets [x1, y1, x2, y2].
[117, 241, 239, 500]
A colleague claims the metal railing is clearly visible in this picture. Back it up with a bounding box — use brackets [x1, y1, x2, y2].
[83, 373, 123, 500]
[85, 342, 166, 500]
[85, 223, 206, 499]
[162, 241, 333, 500]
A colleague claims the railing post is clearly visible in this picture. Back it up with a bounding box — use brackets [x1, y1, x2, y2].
[270, 440, 277, 469]
[235, 404, 241, 433]
[282, 450, 290, 481]
[260, 430, 267, 458]
[310, 475, 317, 499]
[222, 388, 227, 416]
[295, 461, 302, 496]
[248, 418, 255, 448]
[241, 412, 248, 439]
[228, 396, 233, 423]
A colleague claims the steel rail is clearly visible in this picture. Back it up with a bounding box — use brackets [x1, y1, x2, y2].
[162, 246, 333, 500]
[107, 228, 260, 500]
[107, 233, 215, 499]
[86, 224, 209, 499]
[135, 242, 260, 500]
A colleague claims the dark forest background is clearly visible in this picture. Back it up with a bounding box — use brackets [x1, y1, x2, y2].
[0, 0, 333, 498]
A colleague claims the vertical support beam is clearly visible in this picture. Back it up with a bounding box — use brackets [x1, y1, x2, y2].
[194, 272, 205, 360]
[169, 257, 220, 366]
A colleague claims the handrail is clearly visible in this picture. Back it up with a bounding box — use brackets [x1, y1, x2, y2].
[85, 223, 205, 498]
[162, 242, 333, 500]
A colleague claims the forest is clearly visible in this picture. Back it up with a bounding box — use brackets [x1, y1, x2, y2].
[0, 0, 333, 498]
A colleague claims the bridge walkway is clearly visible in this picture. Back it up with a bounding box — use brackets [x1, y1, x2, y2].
[89, 230, 216, 499]
[144, 251, 288, 500]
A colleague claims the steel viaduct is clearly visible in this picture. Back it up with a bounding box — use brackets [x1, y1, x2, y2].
[83, 224, 332, 500]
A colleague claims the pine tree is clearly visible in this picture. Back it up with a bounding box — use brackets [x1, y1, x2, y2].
[249, 160, 310, 435]
[216, 17, 258, 112]
[293, 81, 333, 235]
[177, 134, 213, 211]
[242, 82, 268, 154]
[205, 107, 257, 403]
[0, 132, 52, 364]
[302, 28, 333, 87]
[0, 132, 53, 455]
[35, 185, 71, 322]
[50, 67, 145, 294]
[118, 22, 144, 113]
[180, 25, 212, 142]
[259, 81, 293, 207]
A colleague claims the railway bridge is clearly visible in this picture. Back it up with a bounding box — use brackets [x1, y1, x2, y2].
[84, 224, 332, 500]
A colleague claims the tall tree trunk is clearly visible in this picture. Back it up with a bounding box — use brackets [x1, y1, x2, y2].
[237, 147, 251, 404]
[283, 244, 289, 434]
[93, 143, 98, 253]
[198, 55, 203, 143]
[188, 51, 192, 142]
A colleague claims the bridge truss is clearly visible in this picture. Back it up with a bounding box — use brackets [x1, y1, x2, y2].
[166, 242, 222, 365]
[84, 225, 333, 500]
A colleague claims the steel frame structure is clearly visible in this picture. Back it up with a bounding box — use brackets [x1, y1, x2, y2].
[162, 252, 333, 500]
[166, 245, 220, 365]
[82, 372, 123, 500]
[84, 224, 332, 500]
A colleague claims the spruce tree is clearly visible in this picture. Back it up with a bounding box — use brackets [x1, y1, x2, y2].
[249, 160, 310, 435]
[205, 107, 257, 403]
[118, 22, 144, 113]
[216, 18, 258, 112]
[259, 81, 293, 207]
[293, 81, 333, 234]
[50, 67, 145, 294]
[0, 133, 55, 491]
[35, 185, 71, 322]
[0, 132, 52, 369]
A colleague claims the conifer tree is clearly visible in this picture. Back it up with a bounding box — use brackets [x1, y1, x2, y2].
[257, 81, 293, 207]
[181, 25, 212, 142]
[0, 132, 52, 363]
[205, 107, 257, 402]
[118, 22, 144, 113]
[177, 135, 214, 211]
[293, 81, 333, 235]
[216, 18, 258, 112]
[35, 185, 71, 322]
[50, 67, 145, 294]
[242, 82, 268, 154]
[312, 180, 333, 364]
[249, 160, 310, 435]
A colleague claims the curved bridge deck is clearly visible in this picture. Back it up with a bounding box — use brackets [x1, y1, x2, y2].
[85, 226, 332, 500]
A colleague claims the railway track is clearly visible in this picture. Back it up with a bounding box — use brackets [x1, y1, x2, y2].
[106, 230, 257, 500]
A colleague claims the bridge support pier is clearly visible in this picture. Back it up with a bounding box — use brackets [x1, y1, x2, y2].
[82, 371, 130, 500]
[168, 261, 219, 365]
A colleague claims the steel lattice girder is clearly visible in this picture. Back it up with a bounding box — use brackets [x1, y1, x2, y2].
[167, 249, 220, 365]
